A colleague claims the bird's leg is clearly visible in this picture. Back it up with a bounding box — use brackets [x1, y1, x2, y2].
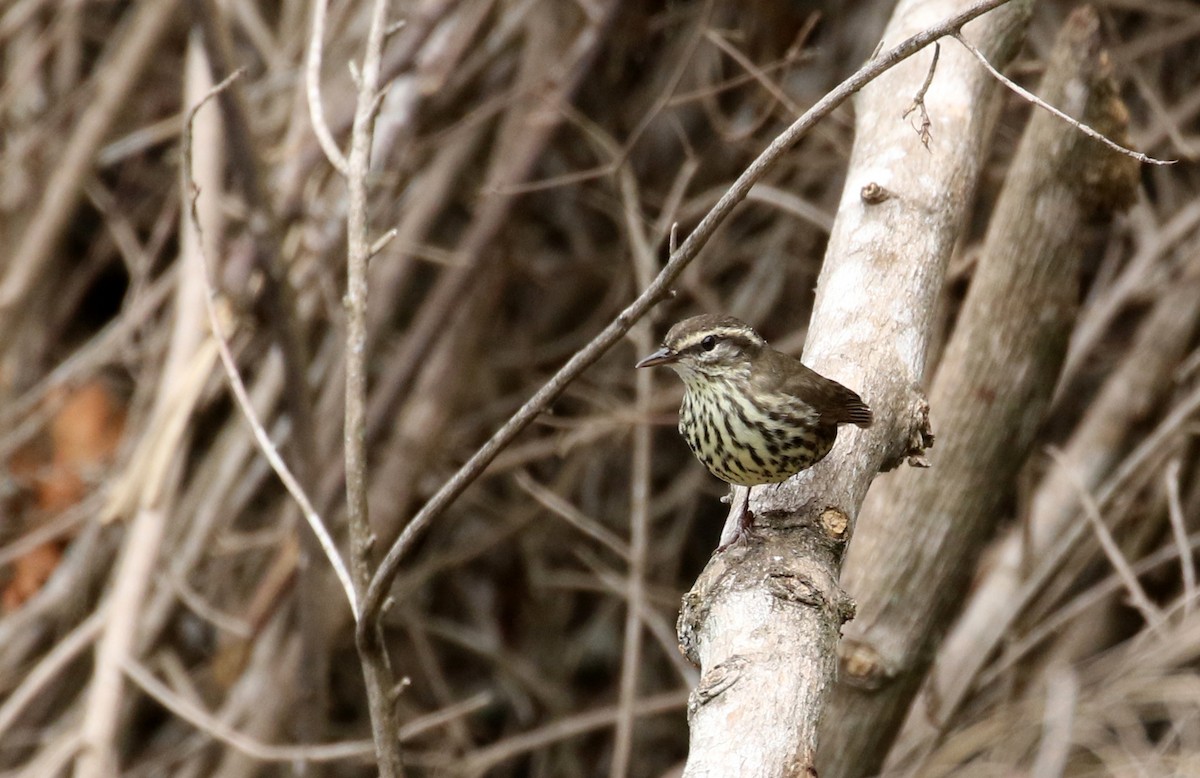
[718, 485, 753, 550]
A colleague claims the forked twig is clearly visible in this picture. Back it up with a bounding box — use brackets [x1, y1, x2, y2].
[903, 42, 939, 150]
[341, 0, 406, 771]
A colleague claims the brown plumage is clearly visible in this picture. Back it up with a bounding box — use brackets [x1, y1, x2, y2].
[636, 314, 872, 487]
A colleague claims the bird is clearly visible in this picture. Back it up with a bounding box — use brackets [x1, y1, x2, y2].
[635, 314, 872, 546]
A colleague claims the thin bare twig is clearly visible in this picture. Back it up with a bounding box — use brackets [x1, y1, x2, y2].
[953, 31, 1176, 166]
[460, 691, 690, 776]
[610, 158, 657, 778]
[122, 657, 492, 763]
[342, 0, 405, 771]
[983, 531, 1200, 685]
[704, 28, 803, 116]
[181, 68, 359, 621]
[513, 472, 630, 560]
[1165, 459, 1196, 616]
[305, 0, 351, 176]
[574, 549, 701, 685]
[370, 227, 398, 257]
[971, 379, 1200, 697]
[0, 609, 104, 739]
[903, 42, 940, 149]
[127, 657, 374, 763]
[359, 0, 1019, 636]
[1048, 447, 1165, 633]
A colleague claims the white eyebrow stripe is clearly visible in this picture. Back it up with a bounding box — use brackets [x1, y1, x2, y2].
[674, 327, 765, 351]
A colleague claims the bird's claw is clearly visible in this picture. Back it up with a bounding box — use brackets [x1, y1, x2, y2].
[717, 485, 754, 550]
[716, 507, 755, 552]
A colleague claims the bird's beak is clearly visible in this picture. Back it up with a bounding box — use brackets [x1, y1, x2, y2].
[635, 347, 678, 368]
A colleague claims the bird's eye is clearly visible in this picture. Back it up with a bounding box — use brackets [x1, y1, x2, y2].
[701, 335, 717, 351]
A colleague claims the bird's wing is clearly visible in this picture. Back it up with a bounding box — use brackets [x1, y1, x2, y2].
[761, 350, 874, 428]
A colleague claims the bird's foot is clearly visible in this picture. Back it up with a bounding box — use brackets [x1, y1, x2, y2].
[717, 485, 753, 551]
[716, 509, 755, 552]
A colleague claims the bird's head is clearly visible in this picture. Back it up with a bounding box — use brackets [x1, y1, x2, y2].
[635, 314, 766, 384]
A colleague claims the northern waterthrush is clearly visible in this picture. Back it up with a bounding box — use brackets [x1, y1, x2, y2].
[636, 314, 872, 543]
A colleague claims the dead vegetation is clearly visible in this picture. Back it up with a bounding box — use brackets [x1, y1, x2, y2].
[1, 1, 1199, 776]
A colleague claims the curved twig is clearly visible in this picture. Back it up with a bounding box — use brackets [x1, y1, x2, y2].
[305, 0, 352, 176]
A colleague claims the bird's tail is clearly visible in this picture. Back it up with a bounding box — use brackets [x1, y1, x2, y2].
[842, 398, 874, 428]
